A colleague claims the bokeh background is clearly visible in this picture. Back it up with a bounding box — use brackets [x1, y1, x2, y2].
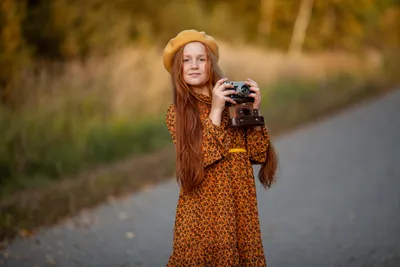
[0, 0, 399, 241]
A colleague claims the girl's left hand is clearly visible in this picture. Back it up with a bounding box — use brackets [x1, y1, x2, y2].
[245, 78, 261, 111]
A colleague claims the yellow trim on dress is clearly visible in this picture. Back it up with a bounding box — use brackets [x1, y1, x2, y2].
[229, 148, 247, 153]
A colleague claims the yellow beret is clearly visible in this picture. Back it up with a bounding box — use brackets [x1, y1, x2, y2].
[163, 29, 219, 74]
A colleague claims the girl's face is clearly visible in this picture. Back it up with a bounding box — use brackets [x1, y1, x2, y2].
[182, 42, 208, 88]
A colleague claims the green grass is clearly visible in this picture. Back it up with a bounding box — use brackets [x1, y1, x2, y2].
[0, 113, 171, 198]
[261, 72, 392, 134]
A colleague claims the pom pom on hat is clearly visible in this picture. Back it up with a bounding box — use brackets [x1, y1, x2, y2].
[163, 29, 219, 74]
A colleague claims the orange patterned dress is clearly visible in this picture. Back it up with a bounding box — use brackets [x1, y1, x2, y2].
[166, 93, 270, 266]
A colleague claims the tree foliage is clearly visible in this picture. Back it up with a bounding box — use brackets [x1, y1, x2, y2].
[0, 0, 29, 103]
[0, 0, 399, 103]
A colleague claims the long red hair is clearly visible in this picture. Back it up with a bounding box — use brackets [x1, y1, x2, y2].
[170, 42, 278, 193]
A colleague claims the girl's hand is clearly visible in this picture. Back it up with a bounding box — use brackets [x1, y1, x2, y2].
[211, 78, 237, 112]
[209, 78, 236, 126]
[245, 78, 262, 111]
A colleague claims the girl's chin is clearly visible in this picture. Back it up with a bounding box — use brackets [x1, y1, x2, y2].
[188, 82, 205, 87]
[185, 78, 207, 86]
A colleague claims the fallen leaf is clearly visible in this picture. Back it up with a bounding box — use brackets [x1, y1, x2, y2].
[1, 251, 9, 259]
[107, 196, 116, 203]
[125, 232, 135, 239]
[118, 212, 129, 221]
[46, 254, 56, 265]
[19, 229, 34, 238]
[0, 241, 7, 250]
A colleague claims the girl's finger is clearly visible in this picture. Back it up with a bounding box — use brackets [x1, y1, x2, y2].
[220, 82, 234, 90]
[246, 82, 257, 88]
[247, 78, 257, 84]
[249, 86, 260, 92]
[215, 82, 233, 93]
[248, 93, 258, 98]
[224, 97, 237, 105]
[222, 90, 237, 96]
[214, 78, 229, 90]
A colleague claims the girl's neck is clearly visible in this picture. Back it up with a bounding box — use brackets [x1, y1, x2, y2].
[193, 86, 210, 97]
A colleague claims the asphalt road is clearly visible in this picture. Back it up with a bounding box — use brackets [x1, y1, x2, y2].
[2, 89, 400, 267]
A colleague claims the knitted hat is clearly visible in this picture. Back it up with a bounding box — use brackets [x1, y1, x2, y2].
[163, 29, 219, 74]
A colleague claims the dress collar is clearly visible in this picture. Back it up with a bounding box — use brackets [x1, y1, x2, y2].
[194, 92, 212, 105]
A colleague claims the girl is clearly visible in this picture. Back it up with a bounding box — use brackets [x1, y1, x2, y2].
[163, 29, 278, 266]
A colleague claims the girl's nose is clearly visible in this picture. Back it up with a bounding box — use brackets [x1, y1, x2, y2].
[191, 60, 199, 69]
[191, 63, 198, 69]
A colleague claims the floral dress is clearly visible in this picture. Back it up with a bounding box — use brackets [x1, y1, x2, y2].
[165, 93, 270, 266]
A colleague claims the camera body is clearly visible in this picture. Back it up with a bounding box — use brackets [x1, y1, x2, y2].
[223, 81, 265, 128]
[223, 81, 253, 104]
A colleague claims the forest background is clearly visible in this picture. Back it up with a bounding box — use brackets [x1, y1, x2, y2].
[0, 0, 399, 240]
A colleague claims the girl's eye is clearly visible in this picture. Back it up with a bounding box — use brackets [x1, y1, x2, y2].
[183, 58, 206, 63]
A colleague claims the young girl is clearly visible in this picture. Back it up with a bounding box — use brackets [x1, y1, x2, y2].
[163, 29, 278, 266]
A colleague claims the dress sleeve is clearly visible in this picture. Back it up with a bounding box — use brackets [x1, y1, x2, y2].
[165, 104, 230, 168]
[245, 126, 270, 164]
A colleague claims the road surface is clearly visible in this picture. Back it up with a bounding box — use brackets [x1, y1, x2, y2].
[1, 89, 400, 267]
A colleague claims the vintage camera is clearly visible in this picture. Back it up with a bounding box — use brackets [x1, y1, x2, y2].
[223, 81, 265, 128]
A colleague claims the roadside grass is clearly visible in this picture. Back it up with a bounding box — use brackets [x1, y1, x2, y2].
[0, 115, 171, 198]
[261, 72, 393, 134]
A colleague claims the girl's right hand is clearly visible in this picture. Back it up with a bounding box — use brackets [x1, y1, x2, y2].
[211, 78, 237, 112]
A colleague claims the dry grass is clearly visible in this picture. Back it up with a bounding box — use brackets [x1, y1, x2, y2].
[109, 42, 383, 116]
[218, 42, 382, 84]
[18, 42, 381, 118]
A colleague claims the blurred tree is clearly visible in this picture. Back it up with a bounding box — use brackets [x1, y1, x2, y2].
[362, 0, 400, 50]
[24, 0, 132, 61]
[229, 0, 262, 41]
[0, 0, 398, 102]
[307, 0, 385, 51]
[266, 1, 299, 49]
[258, 0, 275, 38]
[289, 0, 314, 55]
[0, 0, 30, 105]
[152, 0, 206, 45]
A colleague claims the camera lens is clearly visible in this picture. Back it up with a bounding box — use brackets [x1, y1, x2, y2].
[238, 84, 250, 96]
[243, 108, 250, 116]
